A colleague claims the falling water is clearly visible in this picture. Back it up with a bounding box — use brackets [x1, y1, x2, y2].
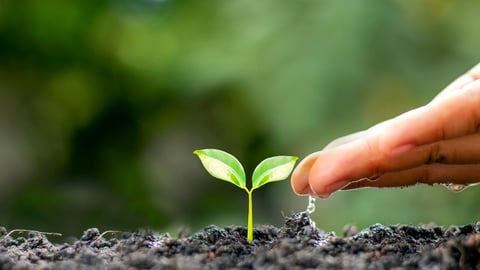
[306, 196, 316, 214]
[305, 196, 316, 227]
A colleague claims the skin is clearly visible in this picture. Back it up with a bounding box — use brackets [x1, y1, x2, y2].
[291, 63, 480, 198]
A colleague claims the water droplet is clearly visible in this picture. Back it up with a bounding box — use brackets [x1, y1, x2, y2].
[306, 196, 316, 214]
[443, 183, 469, 193]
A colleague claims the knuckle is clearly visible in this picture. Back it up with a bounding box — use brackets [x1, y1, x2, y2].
[427, 143, 448, 163]
[473, 111, 480, 133]
[420, 165, 438, 185]
[420, 166, 432, 183]
[362, 137, 385, 178]
[468, 82, 480, 132]
[436, 124, 447, 141]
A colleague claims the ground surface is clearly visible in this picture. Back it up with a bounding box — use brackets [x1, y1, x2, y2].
[1, 213, 479, 269]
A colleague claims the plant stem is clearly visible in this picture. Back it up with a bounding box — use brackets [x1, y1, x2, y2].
[247, 189, 253, 241]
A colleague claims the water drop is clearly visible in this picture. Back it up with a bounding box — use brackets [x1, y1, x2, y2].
[443, 183, 469, 193]
[306, 196, 316, 214]
[304, 196, 317, 228]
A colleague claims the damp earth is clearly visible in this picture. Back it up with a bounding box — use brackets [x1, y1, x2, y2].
[1, 212, 480, 269]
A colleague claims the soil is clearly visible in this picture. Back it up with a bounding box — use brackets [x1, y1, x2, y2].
[1, 212, 479, 270]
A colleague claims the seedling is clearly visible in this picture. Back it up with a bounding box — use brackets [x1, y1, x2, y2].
[194, 148, 298, 241]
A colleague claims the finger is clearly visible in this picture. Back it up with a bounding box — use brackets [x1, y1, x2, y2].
[306, 136, 385, 198]
[293, 122, 388, 196]
[433, 63, 480, 101]
[291, 151, 321, 195]
[304, 132, 480, 197]
[324, 119, 395, 150]
[291, 130, 373, 196]
[312, 96, 480, 195]
[382, 132, 480, 169]
[342, 163, 480, 190]
[380, 78, 480, 153]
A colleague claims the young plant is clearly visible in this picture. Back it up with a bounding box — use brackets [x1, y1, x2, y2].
[194, 148, 298, 241]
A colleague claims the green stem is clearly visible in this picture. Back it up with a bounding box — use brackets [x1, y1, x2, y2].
[247, 189, 253, 241]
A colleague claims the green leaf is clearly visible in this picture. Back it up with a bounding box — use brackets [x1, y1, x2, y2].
[194, 149, 246, 189]
[252, 156, 298, 190]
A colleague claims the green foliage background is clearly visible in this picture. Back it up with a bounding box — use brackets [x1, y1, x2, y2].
[0, 0, 479, 237]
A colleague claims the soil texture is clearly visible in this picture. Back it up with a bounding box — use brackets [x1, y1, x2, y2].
[1, 212, 479, 269]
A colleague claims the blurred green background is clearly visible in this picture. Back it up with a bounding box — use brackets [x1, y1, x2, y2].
[0, 0, 479, 238]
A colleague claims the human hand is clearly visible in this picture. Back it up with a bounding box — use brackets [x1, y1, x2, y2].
[291, 63, 480, 198]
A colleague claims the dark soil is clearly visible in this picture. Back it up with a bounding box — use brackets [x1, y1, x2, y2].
[1, 213, 479, 269]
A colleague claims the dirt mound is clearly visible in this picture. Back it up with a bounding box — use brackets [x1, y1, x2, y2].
[1, 213, 479, 269]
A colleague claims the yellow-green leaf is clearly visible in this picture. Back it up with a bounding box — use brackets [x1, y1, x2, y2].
[194, 149, 246, 189]
[252, 156, 298, 190]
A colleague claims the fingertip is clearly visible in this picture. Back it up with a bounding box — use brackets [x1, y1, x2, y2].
[307, 142, 369, 196]
[309, 177, 350, 198]
[290, 173, 309, 195]
[290, 152, 321, 195]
